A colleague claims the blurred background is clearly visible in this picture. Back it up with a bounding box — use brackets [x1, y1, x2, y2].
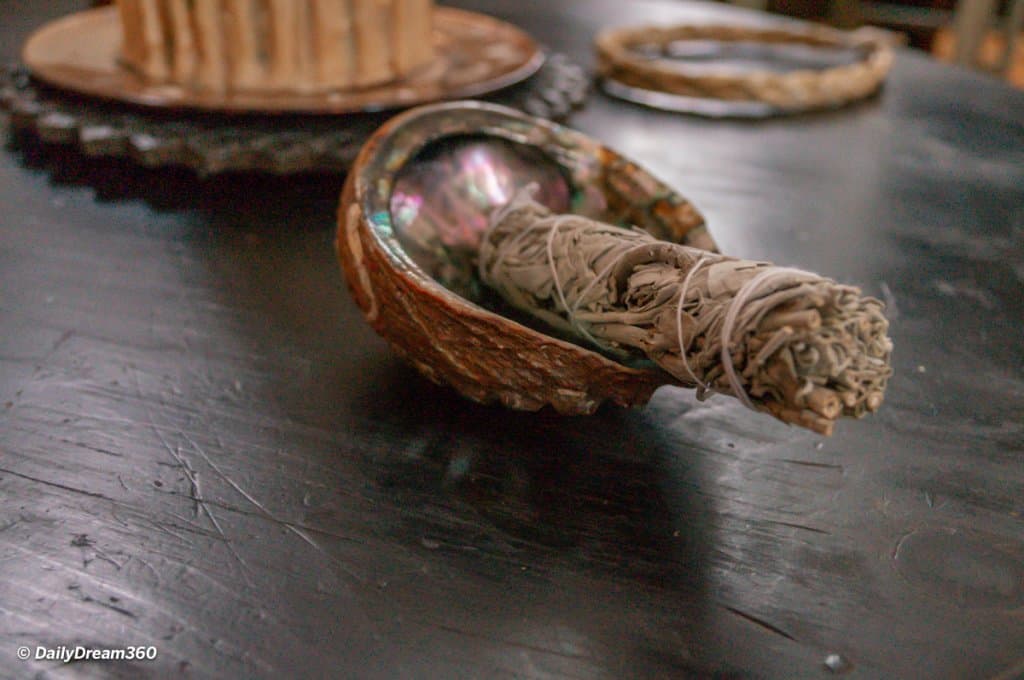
[723, 0, 1024, 84]
[84, 0, 1024, 86]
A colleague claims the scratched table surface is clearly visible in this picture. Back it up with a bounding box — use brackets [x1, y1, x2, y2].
[2, 2, 1023, 679]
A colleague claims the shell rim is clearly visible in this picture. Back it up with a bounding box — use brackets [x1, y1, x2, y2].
[347, 100, 713, 375]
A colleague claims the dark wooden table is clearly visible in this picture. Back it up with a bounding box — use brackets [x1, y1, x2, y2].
[2, 2, 1023, 679]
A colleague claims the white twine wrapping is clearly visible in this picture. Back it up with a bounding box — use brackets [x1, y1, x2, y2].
[477, 186, 893, 434]
[718, 266, 816, 410]
[675, 255, 711, 393]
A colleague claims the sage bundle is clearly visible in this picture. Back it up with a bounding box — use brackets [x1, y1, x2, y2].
[478, 187, 892, 435]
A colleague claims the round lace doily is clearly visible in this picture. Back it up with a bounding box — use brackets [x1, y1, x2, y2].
[1, 54, 587, 175]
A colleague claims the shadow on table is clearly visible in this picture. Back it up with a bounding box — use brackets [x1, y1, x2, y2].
[2, 133, 823, 677]
[7, 130, 717, 594]
[5, 128, 345, 214]
[350, 359, 716, 593]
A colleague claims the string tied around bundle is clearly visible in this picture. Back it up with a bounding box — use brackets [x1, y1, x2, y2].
[477, 186, 893, 435]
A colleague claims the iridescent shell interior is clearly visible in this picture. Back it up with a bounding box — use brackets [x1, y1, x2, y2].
[337, 101, 718, 412]
[370, 102, 714, 312]
[390, 135, 576, 301]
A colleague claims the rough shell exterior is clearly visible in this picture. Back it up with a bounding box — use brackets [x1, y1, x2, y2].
[335, 102, 716, 414]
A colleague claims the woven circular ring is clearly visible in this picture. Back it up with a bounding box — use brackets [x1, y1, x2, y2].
[595, 23, 894, 114]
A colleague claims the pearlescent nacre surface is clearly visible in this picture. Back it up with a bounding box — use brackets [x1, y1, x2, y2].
[391, 135, 571, 293]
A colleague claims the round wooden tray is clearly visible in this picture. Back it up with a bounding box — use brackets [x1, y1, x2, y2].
[22, 5, 544, 114]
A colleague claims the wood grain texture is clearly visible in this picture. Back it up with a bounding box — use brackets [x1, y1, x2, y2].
[2, 1, 1024, 679]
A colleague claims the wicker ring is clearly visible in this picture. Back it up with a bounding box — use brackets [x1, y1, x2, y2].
[595, 24, 894, 113]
